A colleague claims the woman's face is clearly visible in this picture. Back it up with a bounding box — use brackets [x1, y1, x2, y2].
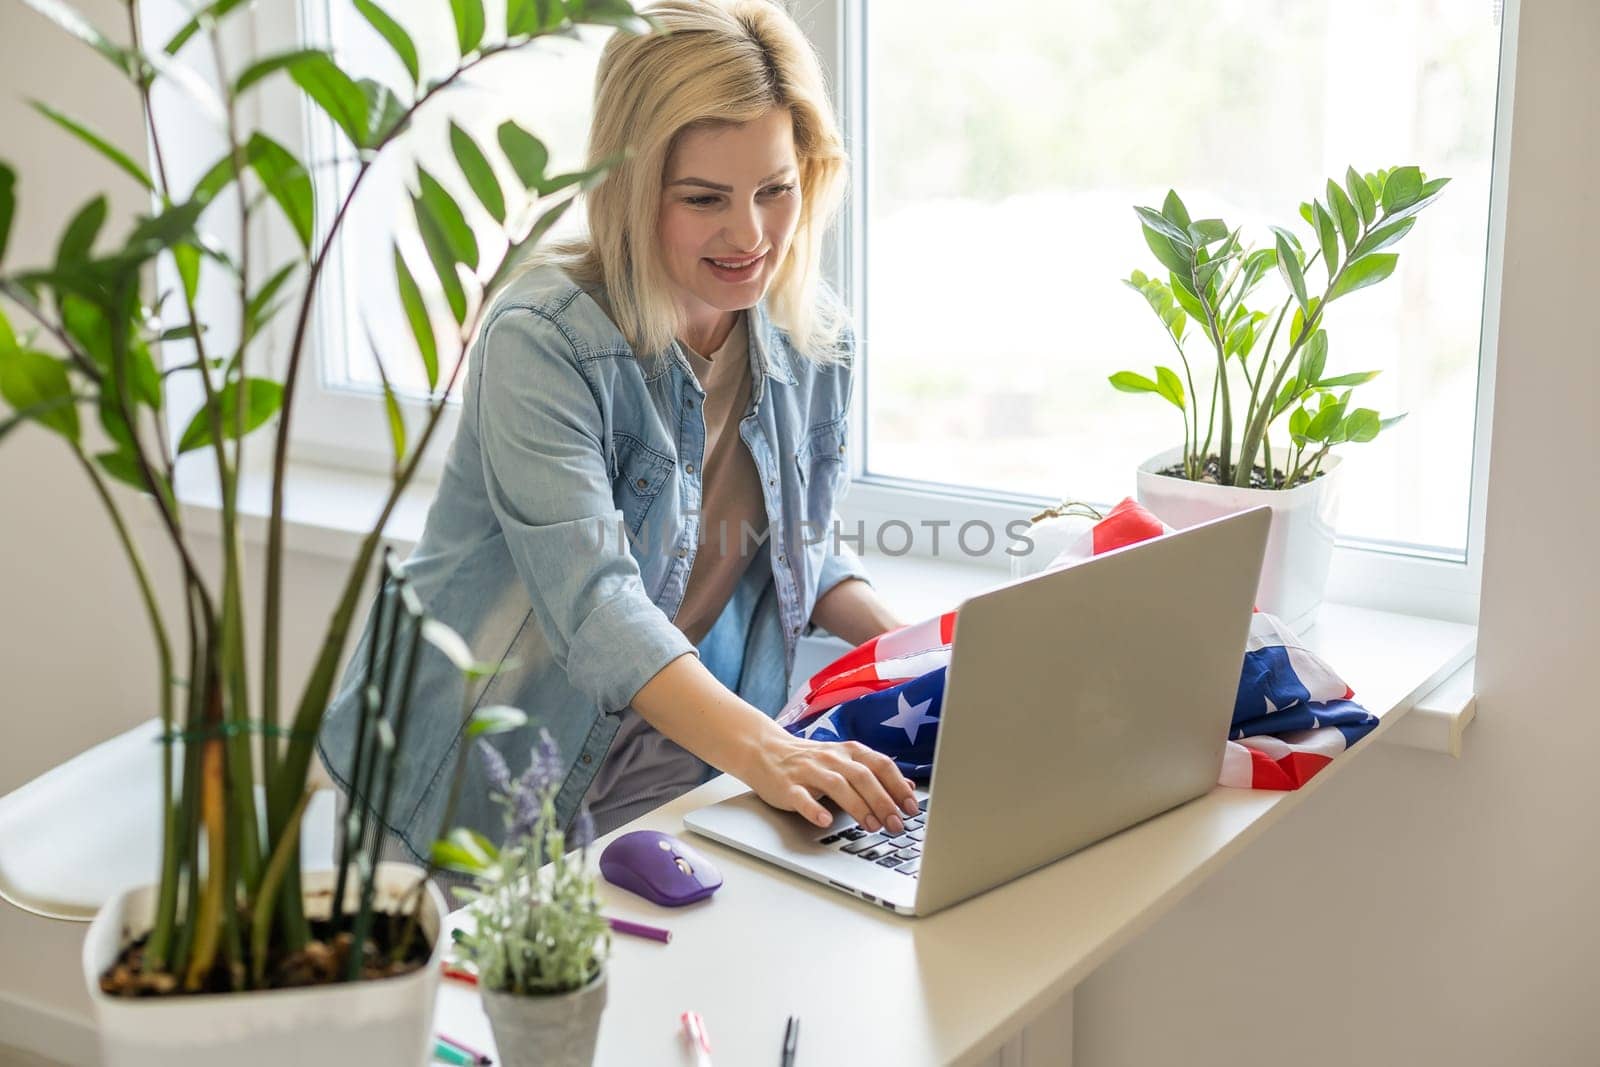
[658, 108, 802, 343]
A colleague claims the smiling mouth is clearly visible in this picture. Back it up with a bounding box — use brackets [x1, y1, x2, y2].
[705, 252, 765, 269]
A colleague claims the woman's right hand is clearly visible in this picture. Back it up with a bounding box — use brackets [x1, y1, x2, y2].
[741, 730, 921, 835]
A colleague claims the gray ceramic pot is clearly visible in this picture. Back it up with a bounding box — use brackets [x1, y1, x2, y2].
[480, 970, 608, 1067]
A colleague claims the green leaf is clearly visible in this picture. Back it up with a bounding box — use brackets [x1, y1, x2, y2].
[431, 838, 489, 876]
[94, 447, 158, 495]
[1142, 227, 1192, 283]
[236, 48, 326, 93]
[1302, 329, 1328, 385]
[29, 101, 153, 190]
[1161, 305, 1185, 342]
[467, 705, 528, 739]
[1135, 205, 1193, 248]
[1343, 408, 1381, 443]
[247, 133, 314, 251]
[394, 245, 439, 390]
[172, 242, 202, 304]
[1312, 201, 1339, 275]
[1160, 189, 1191, 229]
[1379, 166, 1424, 214]
[1287, 405, 1310, 445]
[0, 164, 14, 265]
[1379, 413, 1407, 433]
[163, 0, 251, 56]
[571, 0, 652, 34]
[449, 827, 500, 865]
[243, 261, 298, 347]
[416, 169, 478, 269]
[1327, 180, 1359, 253]
[422, 618, 504, 678]
[289, 53, 372, 147]
[452, 0, 487, 55]
[450, 123, 506, 224]
[1186, 218, 1228, 246]
[358, 79, 409, 147]
[413, 193, 469, 325]
[487, 195, 577, 292]
[0, 347, 79, 441]
[506, 0, 564, 34]
[1167, 272, 1206, 320]
[16, 0, 138, 78]
[1298, 201, 1315, 227]
[1346, 166, 1376, 226]
[177, 377, 283, 453]
[1154, 365, 1185, 410]
[1108, 370, 1159, 395]
[1349, 216, 1416, 260]
[124, 198, 207, 257]
[497, 122, 549, 189]
[1318, 370, 1381, 388]
[56, 195, 107, 265]
[1275, 232, 1309, 314]
[1327, 253, 1399, 301]
[353, 0, 420, 85]
[357, 312, 406, 468]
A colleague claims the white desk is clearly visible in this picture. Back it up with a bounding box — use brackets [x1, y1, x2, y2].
[432, 605, 1475, 1066]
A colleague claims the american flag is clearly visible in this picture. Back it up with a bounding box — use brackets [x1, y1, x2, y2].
[780, 499, 1378, 791]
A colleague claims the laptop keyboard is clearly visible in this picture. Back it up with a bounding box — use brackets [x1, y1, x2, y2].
[815, 798, 929, 877]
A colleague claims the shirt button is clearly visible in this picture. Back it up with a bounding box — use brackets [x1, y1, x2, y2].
[839, 443, 846, 455]
[676, 547, 687, 559]
[635, 477, 647, 489]
[767, 477, 776, 487]
[685, 462, 695, 475]
[777, 553, 786, 564]
[581, 753, 592, 765]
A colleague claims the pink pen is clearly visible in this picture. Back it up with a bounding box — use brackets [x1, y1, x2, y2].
[680, 1010, 713, 1067]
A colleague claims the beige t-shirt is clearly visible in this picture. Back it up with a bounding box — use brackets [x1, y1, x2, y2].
[673, 311, 770, 644]
[582, 311, 770, 836]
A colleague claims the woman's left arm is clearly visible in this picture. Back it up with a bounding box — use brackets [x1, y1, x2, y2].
[810, 577, 903, 647]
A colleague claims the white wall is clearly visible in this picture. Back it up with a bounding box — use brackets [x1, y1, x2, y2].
[1075, 1, 1600, 1063]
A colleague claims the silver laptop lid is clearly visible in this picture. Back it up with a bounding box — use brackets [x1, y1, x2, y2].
[913, 506, 1270, 915]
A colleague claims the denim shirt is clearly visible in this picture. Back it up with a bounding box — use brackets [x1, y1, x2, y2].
[316, 263, 871, 858]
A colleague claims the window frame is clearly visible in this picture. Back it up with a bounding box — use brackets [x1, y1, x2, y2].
[240, 0, 1509, 624]
[796, 0, 1510, 624]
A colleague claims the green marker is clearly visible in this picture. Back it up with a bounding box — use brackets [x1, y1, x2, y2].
[432, 1040, 475, 1066]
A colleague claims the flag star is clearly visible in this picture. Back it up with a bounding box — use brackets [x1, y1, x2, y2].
[1264, 693, 1280, 715]
[803, 709, 842, 741]
[882, 691, 938, 745]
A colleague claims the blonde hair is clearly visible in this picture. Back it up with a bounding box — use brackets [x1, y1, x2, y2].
[530, 0, 851, 364]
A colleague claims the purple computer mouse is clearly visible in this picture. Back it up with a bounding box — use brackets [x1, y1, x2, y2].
[599, 830, 723, 907]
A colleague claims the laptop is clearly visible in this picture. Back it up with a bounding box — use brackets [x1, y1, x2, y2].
[683, 506, 1271, 917]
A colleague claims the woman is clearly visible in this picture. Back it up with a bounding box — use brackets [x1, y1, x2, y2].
[317, 0, 919, 858]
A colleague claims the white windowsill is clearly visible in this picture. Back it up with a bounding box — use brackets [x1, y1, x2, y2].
[153, 461, 1478, 757]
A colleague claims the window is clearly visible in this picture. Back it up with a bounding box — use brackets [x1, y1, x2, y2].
[850, 0, 1504, 561]
[286, 0, 609, 470]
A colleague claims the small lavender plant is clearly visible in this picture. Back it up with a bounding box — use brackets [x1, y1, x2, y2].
[440, 730, 610, 995]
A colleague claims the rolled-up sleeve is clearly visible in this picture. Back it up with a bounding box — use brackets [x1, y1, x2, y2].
[475, 306, 695, 714]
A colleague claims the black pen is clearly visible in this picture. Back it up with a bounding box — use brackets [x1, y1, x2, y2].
[780, 1015, 799, 1067]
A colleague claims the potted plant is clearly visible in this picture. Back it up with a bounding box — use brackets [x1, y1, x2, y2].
[0, 0, 646, 1061]
[1108, 167, 1448, 630]
[438, 730, 611, 1067]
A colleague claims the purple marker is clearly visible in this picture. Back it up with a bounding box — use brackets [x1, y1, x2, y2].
[608, 916, 672, 944]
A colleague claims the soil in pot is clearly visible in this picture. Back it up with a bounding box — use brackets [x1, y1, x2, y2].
[98, 910, 431, 998]
[1158, 455, 1328, 491]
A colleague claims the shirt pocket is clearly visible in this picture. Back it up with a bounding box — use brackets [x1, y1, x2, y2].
[611, 433, 675, 538]
[795, 416, 850, 498]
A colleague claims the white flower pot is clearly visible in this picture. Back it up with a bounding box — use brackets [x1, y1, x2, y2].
[83, 861, 447, 1067]
[1135, 446, 1342, 633]
[481, 969, 608, 1067]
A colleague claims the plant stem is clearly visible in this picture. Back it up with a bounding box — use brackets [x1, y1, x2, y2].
[69, 445, 179, 966]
